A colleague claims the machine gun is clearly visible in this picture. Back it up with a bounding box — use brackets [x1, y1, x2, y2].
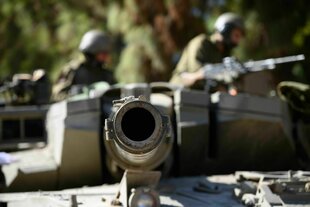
[201, 54, 305, 83]
[104, 96, 173, 207]
[0, 74, 33, 105]
[0, 70, 51, 106]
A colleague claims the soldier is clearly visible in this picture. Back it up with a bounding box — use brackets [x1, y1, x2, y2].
[169, 12, 245, 89]
[52, 30, 115, 101]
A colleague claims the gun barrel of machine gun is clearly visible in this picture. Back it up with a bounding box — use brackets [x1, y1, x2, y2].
[202, 54, 305, 81]
[243, 54, 305, 72]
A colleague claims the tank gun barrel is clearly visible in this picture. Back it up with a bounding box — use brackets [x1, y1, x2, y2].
[104, 96, 172, 171]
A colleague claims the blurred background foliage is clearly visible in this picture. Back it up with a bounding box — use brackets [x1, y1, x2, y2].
[1, 0, 310, 84]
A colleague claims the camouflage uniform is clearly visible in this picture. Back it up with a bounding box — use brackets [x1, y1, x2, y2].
[169, 34, 224, 86]
[170, 12, 245, 88]
[52, 57, 115, 101]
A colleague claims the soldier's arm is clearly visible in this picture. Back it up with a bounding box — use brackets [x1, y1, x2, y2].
[52, 68, 76, 101]
[170, 35, 208, 87]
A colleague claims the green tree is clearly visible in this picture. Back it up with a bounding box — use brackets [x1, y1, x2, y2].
[1, 0, 309, 85]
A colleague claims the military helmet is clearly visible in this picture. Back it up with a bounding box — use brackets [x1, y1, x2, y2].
[79, 30, 112, 55]
[214, 12, 245, 38]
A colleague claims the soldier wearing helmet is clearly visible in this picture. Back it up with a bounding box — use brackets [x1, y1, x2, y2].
[52, 30, 115, 101]
[170, 12, 245, 88]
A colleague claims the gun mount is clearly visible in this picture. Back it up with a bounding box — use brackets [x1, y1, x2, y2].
[104, 96, 173, 173]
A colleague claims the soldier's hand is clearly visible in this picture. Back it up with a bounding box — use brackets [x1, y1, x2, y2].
[180, 69, 205, 87]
